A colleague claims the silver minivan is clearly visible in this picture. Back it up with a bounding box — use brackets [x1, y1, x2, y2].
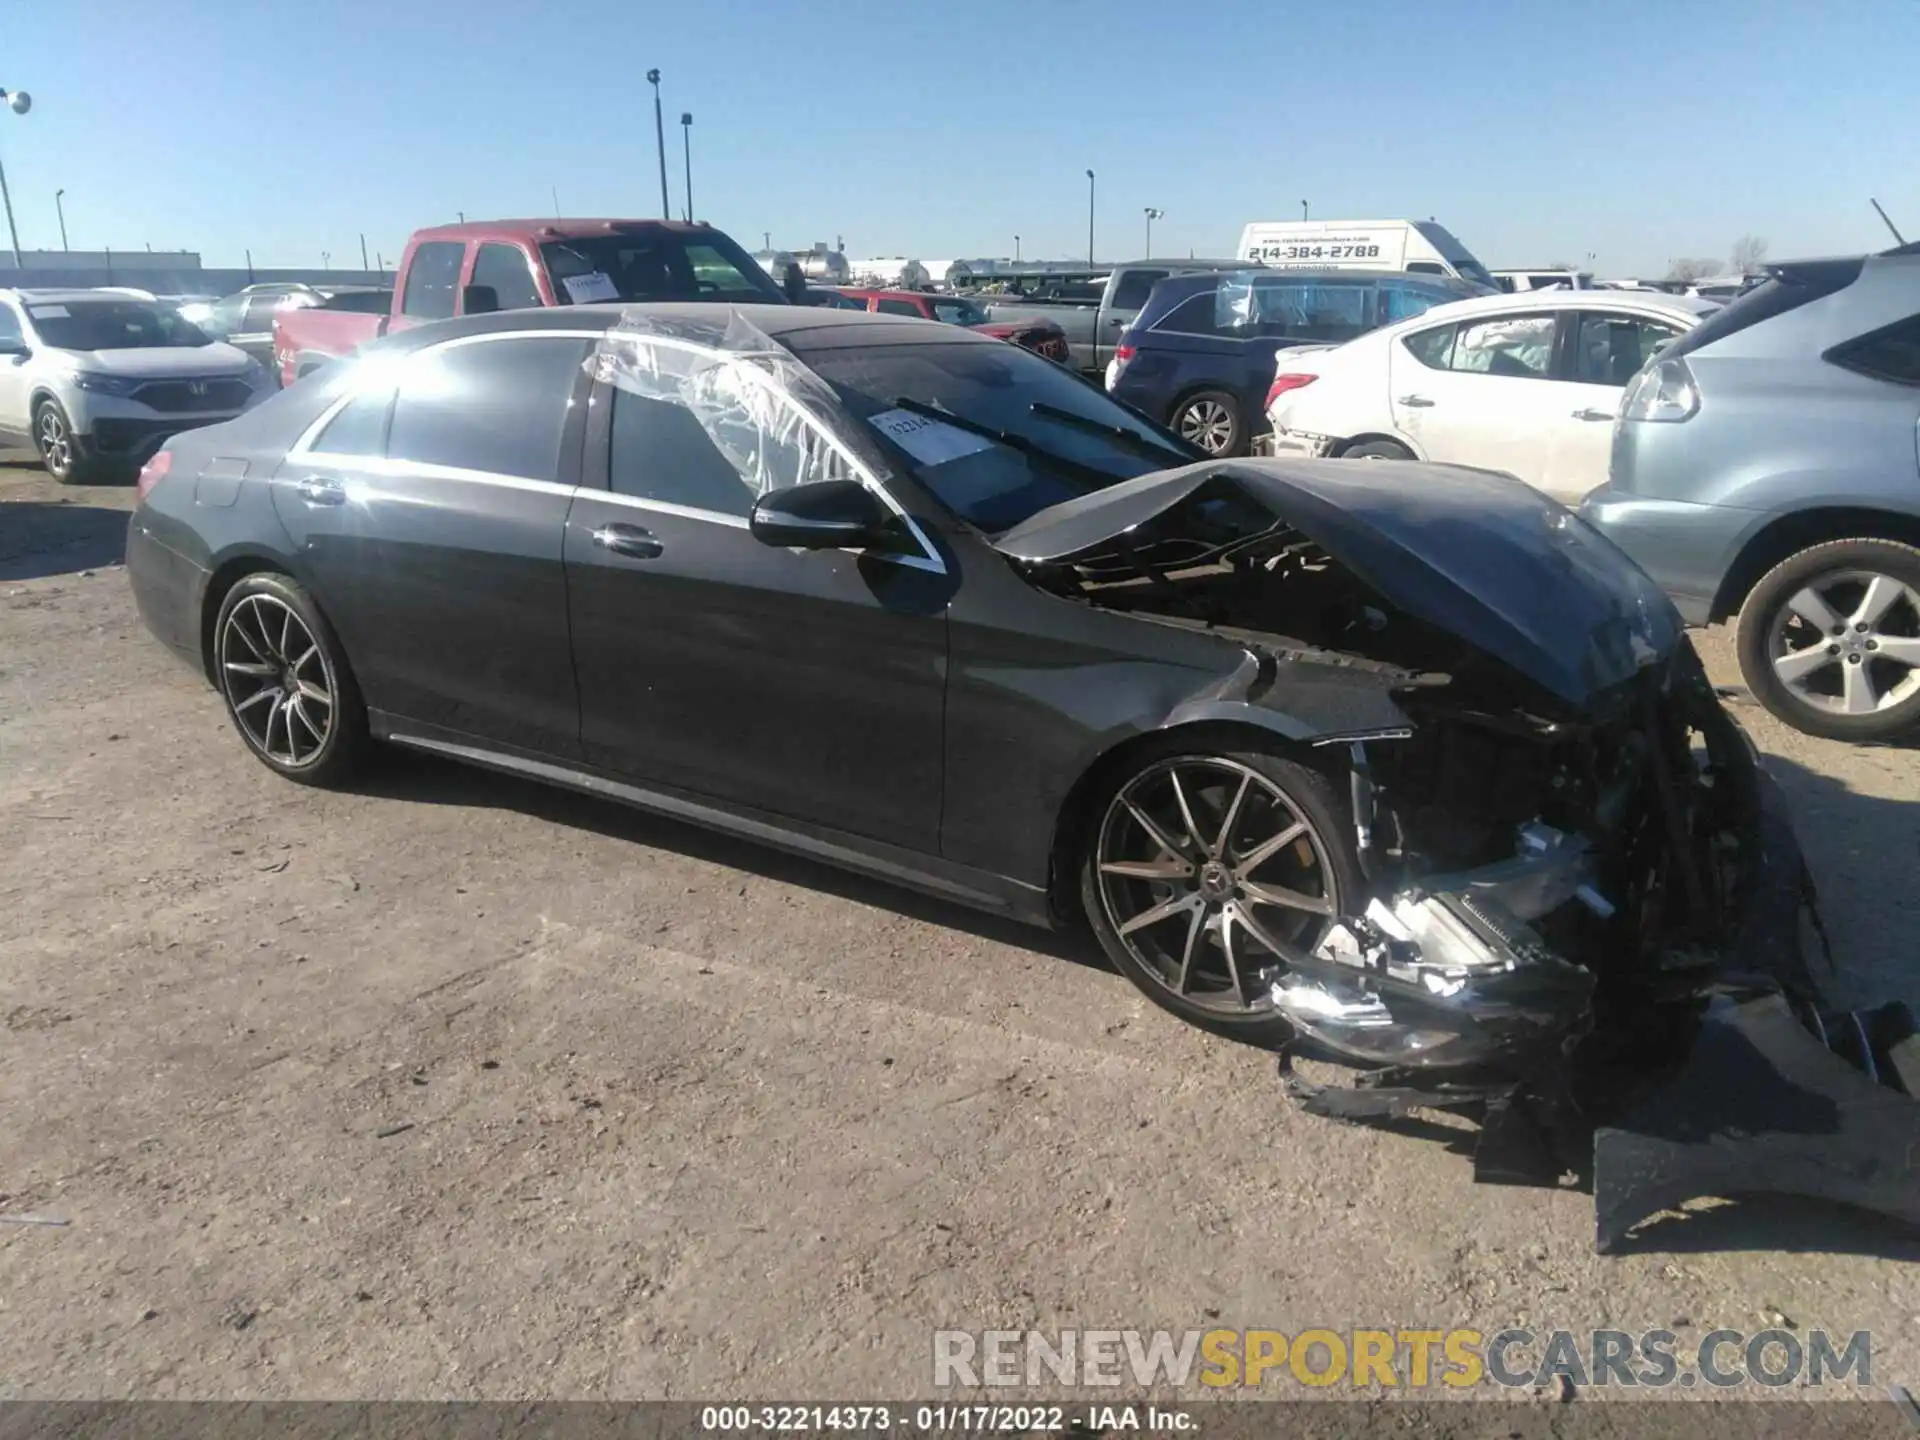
[1582, 243, 1920, 742]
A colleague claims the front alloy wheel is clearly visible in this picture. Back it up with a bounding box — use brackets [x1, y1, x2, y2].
[1083, 750, 1358, 1041]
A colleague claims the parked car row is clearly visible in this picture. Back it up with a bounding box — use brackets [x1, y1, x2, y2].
[1206, 240, 1919, 743]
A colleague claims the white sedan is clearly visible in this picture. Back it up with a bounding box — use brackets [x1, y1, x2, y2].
[1261, 290, 1718, 501]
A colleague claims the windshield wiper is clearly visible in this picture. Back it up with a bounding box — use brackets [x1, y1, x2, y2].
[1027, 401, 1195, 464]
[888, 397, 1126, 489]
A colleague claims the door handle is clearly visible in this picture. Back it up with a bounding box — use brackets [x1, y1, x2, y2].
[295, 476, 345, 506]
[591, 522, 663, 560]
[1396, 394, 1435, 408]
[1571, 407, 1615, 421]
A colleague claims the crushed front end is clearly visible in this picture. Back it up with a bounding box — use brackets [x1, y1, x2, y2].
[994, 458, 1920, 1251]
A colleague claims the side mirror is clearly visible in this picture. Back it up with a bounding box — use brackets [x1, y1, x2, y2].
[0, 340, 28, 359]
[750, 480, 891, 550]
[462, 284, 500, 315]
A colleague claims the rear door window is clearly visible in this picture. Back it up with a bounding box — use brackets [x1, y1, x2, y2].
[1826, 312, 1920, 386]
[470, 243, 543, 312]
[1447, 314, 1557, 378]
[1403, 324, 1457, 369]
[1110, 269, 1168, 311]
[876, 298, 922, 317]
[312, 382, 394, 456]
[1568, 312, 1684, 385]
[386, 335, 589, 480]
[401, 241, 466, 320]
[1151, 292, 1219, 336]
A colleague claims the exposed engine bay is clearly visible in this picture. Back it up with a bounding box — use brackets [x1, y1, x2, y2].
[1000, 460, 1920, 1252]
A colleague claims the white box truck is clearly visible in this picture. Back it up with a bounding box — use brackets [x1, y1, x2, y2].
[1235, 219, 1496, 289]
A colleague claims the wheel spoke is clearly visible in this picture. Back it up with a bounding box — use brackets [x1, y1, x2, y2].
[1852, 574, 1907, 628]
[1122, 795, 1189, 862]
[1772, 643, 1836, 686]
[291, 644, 320, 674]
[1873, 635, 1920, 666]
[289, 696, 325, 748]
[1168, 769, 1209, 855]
[264, 693, 288, 757]
[1234, 818, 1308, 874]
[233, 687, 277, 714]
[226, 611, 269, 662]
[1240, 879, 1334, 917]
[1217, 905, 1246, 1002]
[1098, 856, 1193, 880]
[1233, 902, 1305, 964]
[1213, 772, 1251, 859]
[223, 660, 279, 678]
[1786, 586, 1843, 633]
[296, 679, 331, 706]
[1118, 891, 1199, 937]
[279, 605, 295, 660]
[1841, 659, 1879, 715]
[1174, 905, 1205, 995]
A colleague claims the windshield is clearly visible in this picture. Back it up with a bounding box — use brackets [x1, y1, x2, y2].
[27, 300, 213, 350]
[932, 298, 991, 326]
[1452, 257, 1498, 290]
[786, 336, 1197, 536]
[540, 232, 783, 305]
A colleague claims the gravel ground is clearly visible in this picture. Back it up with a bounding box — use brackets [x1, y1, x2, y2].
[3, 463, 1917, 1403]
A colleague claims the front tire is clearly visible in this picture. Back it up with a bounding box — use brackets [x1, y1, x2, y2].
[34, 399, 105, 485]
[213, 573, 370, 786]
[1341, 438, 1414, 461]
[1735, 538, 1920, 742]
[1080, 741, 1363, 1047]
[1171, 390, 1244, 457]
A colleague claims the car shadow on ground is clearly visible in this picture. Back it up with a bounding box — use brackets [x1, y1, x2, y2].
[0, 500, 130, 582]
[347, 746, 1109, 973]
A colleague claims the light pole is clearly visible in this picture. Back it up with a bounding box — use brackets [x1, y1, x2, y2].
[321, 251, 330, 270]
[646, 69, 669, 220]
[1143, 207, 1163, 256]
[55, 186, 66, 250]
[1300, 199, 1309, 220]
[0, 89, 32, 269]
[1085, 169, 1095, 266]
[1014, 235, 1020, 262]
[680, 113, 693, 222]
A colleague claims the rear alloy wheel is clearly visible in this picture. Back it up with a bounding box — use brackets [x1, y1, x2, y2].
[1172, 390, 1243, 457]
[214, 573, 369, 785]
[1736, 539, 1920, 742]
[1081, 747, 1361, 1045]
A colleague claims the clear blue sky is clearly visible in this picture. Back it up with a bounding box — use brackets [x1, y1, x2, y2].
[4, 0, 1915, 277]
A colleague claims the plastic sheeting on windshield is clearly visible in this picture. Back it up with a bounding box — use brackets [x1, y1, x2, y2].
[584, 307, 858, 501]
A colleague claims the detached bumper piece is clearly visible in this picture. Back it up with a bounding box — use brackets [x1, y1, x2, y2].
[1593, 995, 1920, 1253]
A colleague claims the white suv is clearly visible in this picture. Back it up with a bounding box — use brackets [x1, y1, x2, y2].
[0, 288, 268, 483]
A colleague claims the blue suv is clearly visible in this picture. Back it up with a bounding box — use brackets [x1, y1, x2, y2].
[1107, 269, 1480, 455]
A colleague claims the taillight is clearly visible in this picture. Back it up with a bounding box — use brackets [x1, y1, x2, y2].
[1114, 343, 1136, 363]
[1266, 373, 1318, 409]
[135, 449, 172, 500]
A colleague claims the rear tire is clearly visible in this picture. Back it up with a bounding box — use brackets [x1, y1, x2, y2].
[1079, 739, 1363, 1048]
[1734, 538, 1920, 742]
[1341, 438, 1414, 461]
[1171, 390, 1245, 457]
[213, 573, 370, 787]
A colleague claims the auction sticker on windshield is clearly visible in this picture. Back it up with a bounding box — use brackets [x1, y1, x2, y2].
[868, 408, 996, 467]
[562, 272, 621, 303]
[27, 305, 69, 318]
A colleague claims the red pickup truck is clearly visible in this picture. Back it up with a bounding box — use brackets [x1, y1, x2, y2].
[274, 217, 784, 386]
[833, 287, 1072, 364]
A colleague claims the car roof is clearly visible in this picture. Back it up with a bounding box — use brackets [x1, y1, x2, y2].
[409, 218, 723, 245]
[0, 287, 153, 304]
[370, 302, 983, 355]
[1384, 288, 1718, 329]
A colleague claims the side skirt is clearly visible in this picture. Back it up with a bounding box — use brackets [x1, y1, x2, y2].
[370, 713, 1054, 927]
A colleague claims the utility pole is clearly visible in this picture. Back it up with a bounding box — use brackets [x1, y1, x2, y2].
[1871, 197, 1907, 245]
[1014, 235, 1020, 262]
[359, 233, 368, 269]
[1085, 169, 1095, 266]
[647, 69, 669, 220]
[55, 187, 66, 250]
[1301, 199, 1309, 220]
[680, 113, 694, 222]
[1144, 207, 1163, 257]
[0, 88, 32, 269]
[551, 185, 561, 219]
[244, 247, 253, 281]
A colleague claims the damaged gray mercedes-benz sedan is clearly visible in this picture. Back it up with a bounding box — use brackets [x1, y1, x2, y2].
[125, 304, 1919, 1249]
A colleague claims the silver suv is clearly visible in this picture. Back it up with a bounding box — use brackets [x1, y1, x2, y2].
[1582, 243, 1920, 742]
[0, 288, 268, 484]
